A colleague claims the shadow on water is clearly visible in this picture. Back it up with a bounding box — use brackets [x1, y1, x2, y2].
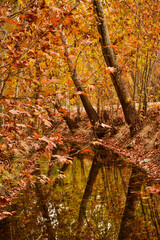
[0, 150, 160, 240]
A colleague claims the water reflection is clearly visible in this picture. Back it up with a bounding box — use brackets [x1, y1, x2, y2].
[0, 154, 159, 239]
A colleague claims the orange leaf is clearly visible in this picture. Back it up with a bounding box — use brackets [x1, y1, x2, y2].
[20, 14, 25, 18]
[1, 18, 19, 26]
[34, 133, 41, 139]
[111, 45, 118, 50]
[82, 149, 92, 154]
[68, 148, 76, 153]
[50, 17, 61, 26]
[81, 78, 87, 83]
[64, 16, 71, 24]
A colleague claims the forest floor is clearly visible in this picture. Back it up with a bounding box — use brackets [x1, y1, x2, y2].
[0, 104, 160, 220]
[67, 105, 160, 183]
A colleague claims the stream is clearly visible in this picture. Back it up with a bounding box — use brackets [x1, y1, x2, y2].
[0, 153, 159, 240]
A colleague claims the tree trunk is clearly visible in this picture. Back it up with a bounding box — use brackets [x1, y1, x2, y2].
[93, 0, 138, 132]
[54, 100, 78, 131]
[61, 32, 99, 126]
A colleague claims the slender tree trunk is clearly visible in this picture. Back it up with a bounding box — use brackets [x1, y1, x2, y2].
[61, 32, 99, 126]
[93, 0, 138, 133]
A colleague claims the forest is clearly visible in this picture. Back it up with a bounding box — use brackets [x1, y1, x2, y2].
[0, 0, 160, 239]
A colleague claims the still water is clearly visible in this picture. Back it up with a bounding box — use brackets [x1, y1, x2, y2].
[0, 154, 159, 239]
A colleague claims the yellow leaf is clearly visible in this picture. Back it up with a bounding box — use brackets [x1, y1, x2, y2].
[18, 0, 24, 7]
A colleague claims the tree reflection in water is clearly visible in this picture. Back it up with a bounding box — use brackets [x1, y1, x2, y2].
[0, 154, 159, 239]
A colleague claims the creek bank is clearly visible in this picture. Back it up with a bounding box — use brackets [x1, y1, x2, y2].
[62, 106, 160, 182]
[0, 107, 159, 220]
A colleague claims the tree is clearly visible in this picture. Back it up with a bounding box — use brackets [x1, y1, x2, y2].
[93, 0, 139, 133]
[61, 31, 99, 126]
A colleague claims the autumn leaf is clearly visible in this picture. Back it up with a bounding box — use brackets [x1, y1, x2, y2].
[77, 91, 87, 96]
[68, 148, 76, 153]
[82, 149, 92, 154]
[105, 67, 117, 74]
[48, 77, 59, 83]
[68, 54, 74, 59]
[42, 119, 52, 127]
[65, 159, 73, 165]
[16, 124, 27, 128]
[52, 7, 63, 13]
[81, 78, 87, 83]
[1, 18, 19, 26]
[80, 39, 92, 45]
[34, 133, 41, 139]
[50, 17, 61, 26]
[64, 16, 71, 24]
[2, 211, 12, 216]
[19, 14, 25, 19]
[9, 109, 20, 115]
[111, 45, 119, 50]
[88, 84, 95, 91]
